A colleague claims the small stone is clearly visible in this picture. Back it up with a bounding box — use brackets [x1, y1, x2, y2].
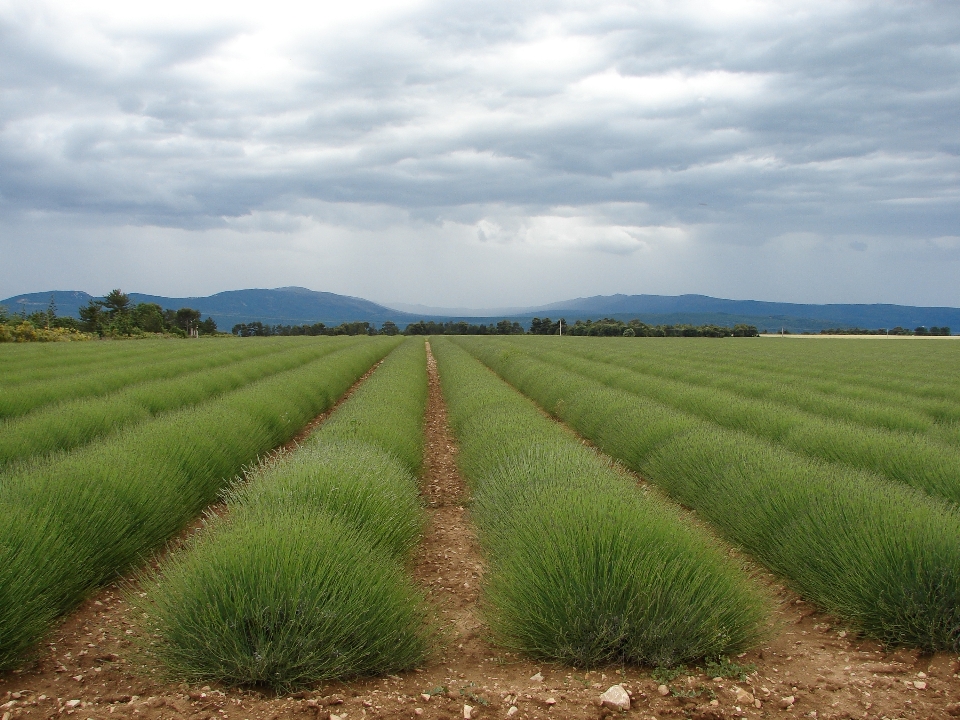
[735, 688, 754, 704]
[657, 684, 670, 696]
[710, 699, 719, 706]
[362, 700, 373, 707]
[66, 700, 82, 708]
[600, 685, 631, 711]
[463, 704, 473, 719]
[420, 693, 431, 702]
[545, 697, 556, 705]
[754, 699, 762, 709]
[917, 671, 927, 678]
[530, 672, 544, 682]
[414, 710, 423, 717]
[778, 696, 795, 709]
[72, 675, 83, 682]
[507, 708, 519, 717]
[914, 680, 927, 690]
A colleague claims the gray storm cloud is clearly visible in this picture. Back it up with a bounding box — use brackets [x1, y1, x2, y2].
[0, 0, 957, 306]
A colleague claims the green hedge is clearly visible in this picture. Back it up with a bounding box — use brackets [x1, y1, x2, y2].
[457, 337, 960, 652]
[136, 339, 430, 689]
[0, 337, 333, 419]
[0, 339, 361, 467]
[433, 338, 767, 667]
[0, 338, 398, 671]
[508, 340, 960, 504]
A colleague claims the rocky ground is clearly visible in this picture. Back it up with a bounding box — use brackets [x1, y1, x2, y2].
[2, 346, 958, 720]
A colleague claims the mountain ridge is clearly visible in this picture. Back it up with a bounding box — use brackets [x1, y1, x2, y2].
[3, 288, 958, 333]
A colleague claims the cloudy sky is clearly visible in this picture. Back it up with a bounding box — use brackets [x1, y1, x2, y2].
[0, 0, 958, 308]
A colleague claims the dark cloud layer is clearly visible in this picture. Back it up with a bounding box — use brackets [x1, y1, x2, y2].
[0, 0, 958, 306]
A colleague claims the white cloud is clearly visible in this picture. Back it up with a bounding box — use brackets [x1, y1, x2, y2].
[0, 0, 958, 305]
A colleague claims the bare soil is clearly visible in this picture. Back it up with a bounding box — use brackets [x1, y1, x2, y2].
[2, 347, 958, 720]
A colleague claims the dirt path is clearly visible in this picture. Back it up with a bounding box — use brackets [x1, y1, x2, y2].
[2, 346, 958, 720]
[408, 342, 487, 664]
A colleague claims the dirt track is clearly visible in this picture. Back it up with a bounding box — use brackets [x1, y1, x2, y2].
[2, 345, 958, 720]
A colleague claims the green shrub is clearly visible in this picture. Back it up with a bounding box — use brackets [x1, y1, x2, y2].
[0, 336, 341, 419]
[0, 338, 398, 670]
[137, 339, 430, 688]
[456, 337, 960, 652]
[137, 513, 428, 690]
[230, 441, 423, 560]
[433, 339, 767, 667]
[0, 339, 359, 466]
[501, 339, 960, 504]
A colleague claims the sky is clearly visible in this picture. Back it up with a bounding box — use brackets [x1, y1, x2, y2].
[0, 0, 958, 308]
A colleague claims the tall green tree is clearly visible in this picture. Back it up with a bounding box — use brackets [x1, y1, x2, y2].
[175, 308, 202, 334]
[103, 289, 131, 318]
[46, 295, 57, 328]
[198, 317, 218, 335]
[79, 300, 106, 335]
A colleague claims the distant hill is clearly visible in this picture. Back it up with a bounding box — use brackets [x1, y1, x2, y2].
[0, 291, 95, 319]
[528, 294, 960, 333]
[3, 289, 958, 332]
[1, 287, 421, 328]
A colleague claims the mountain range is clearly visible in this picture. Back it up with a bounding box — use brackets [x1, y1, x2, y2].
[3, 288, 959, 333]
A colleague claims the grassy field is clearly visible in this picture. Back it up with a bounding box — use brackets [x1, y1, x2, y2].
[1, 333, 958, 684]
[455, 336, 960, 652]
[433, 338, 767, 667]
[0, 337, 398, 670]
[136, 339, 430, 690]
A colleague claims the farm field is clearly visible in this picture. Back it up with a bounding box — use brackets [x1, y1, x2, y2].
[1, 336, 959, 720]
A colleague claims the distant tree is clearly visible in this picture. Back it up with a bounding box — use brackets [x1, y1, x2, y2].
[132, 303, 166, 333]
[46, 295, 57, 328]
[380, 321, 399, 336]
[79, 300, 106, 335]
[622, 327, 636, 337]
[198, 317, 218, 335]
[0, 305, 8, 325]
[232, 321, 269, 337]
[529, 317, 552, 334]
[103, 289, 131, 318]
[175, 308, 202, 334]
[914, 326, 928, 336]
[404, 321, 429, 336]
[495, 319, 524, 335]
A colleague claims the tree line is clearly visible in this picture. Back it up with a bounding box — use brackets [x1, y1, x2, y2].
[533, 317, 760, 337]
[18, 296, 953, 342]
[228, 316, 762, 337]
[231, 321, 396, 337]
[0, 290, 217, 341]
[811, 327, 951, 336]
